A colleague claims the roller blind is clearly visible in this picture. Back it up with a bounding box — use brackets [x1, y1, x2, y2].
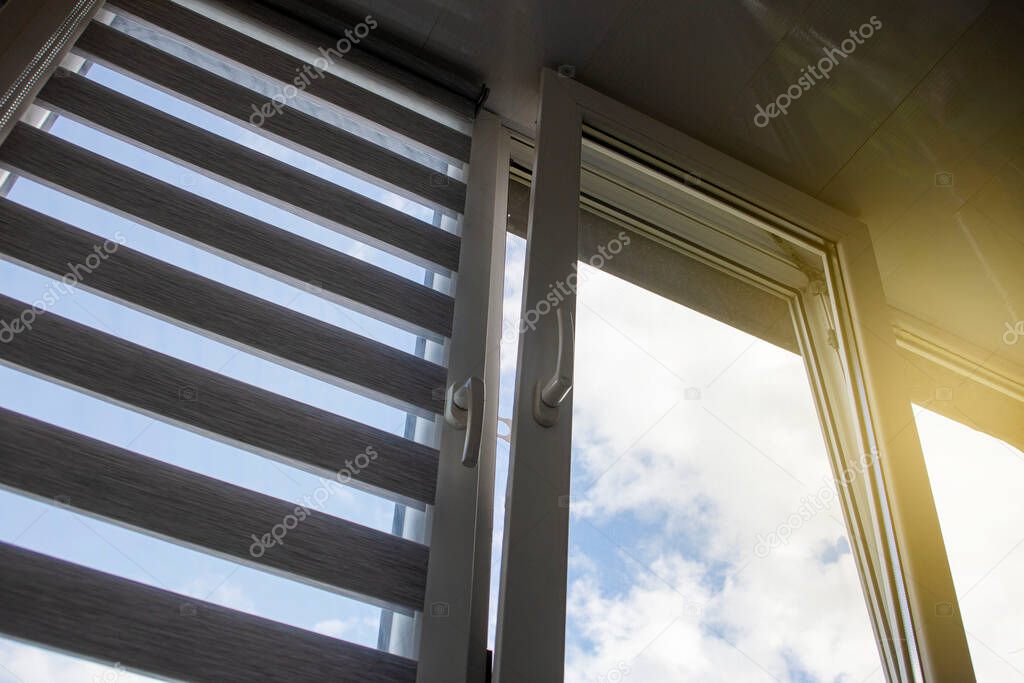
[0, 1, 495, 681]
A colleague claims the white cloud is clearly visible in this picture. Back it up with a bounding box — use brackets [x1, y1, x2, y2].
[176, 575, 255, 614]
[495, 239, 1024, 681]
[562, 265, 879, 681]
[915, 407, 1024, 680]
[312, 616, 378, 643]
[0, 639, 161, 683]
[499, 234, 527, 377]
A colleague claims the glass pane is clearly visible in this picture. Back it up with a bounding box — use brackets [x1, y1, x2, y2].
[0, 635, 165, 683]
[564, 252, 880, 680]
[915, 406, 1024, 681]
[487, 229, 528, 649]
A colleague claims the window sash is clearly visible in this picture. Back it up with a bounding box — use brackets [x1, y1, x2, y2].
[494, 68, 973, 683]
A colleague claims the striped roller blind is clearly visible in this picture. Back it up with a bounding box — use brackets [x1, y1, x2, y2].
[0, 0, 486, 680]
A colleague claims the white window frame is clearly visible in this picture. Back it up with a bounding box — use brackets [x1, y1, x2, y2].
[493, 68, 974, 683]
[416, 110, 510, 682]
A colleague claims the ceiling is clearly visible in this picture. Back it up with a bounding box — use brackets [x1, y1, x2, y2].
[299, 0, 1024, 386]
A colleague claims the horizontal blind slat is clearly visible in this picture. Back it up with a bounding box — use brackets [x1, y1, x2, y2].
[0, 123, 455, 338]
[0, 198, 447, 415]
[36, 69, 462, 272]
[109, 0, 472, 160]
[0, 407, 429, 609]
[210, 0, 479, 118]
[246, 0, 481, 114]
[0, 294, 439, 504]
[0, 541, 418, 682]
[75, 21, 467, 213]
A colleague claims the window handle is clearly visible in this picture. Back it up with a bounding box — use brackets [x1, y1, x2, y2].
[445, 376, 485, 467]
[534, 306, 574, 427]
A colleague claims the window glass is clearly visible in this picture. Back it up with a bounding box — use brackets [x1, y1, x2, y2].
[564, 262, 881, 681]
[916, 406, 1024, 681]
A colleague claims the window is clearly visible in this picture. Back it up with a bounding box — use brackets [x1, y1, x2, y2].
[916, 406, 1024, 680]
[494, 70, 964, 682]
[564, 263, 879, 681]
